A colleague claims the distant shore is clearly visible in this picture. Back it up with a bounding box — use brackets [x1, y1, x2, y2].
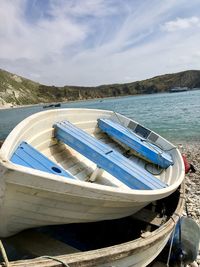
[0, 103, 38, 110]
[1, 88, 200, 111]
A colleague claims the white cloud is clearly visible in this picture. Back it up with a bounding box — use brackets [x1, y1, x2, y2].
[162, 16, 200, 32]
[0, 0, 200, 86]
[0, 0, 88, 61]
[48, 0, 118, 18]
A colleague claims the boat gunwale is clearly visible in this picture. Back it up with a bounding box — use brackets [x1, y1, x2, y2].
[1, 158, 183, 200]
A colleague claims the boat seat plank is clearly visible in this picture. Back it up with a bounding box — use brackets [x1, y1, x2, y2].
[98, 118, 173, 169]
[54, 121, 167, 190]
[11, 141, 74, 179]
[4, 230, 79, 257]
[131, 208, 163, 227]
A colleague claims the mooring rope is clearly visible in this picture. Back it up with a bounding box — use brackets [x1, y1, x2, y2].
[0, 240, 10, 267]
[166, 215, 183, 267]
[0, 242, 70, 267]
[185, 199, 190, 217]
[39, 255, 70, 267]
[166, 224, 176, 267]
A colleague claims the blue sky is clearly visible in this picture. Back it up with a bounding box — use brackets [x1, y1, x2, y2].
[0, 0, 200, 86]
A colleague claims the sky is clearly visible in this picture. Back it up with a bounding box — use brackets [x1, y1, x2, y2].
[0, 0, 200, 86]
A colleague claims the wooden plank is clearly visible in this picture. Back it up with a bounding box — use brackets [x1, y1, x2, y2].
[4, 230, 79, 257]
[131, 208, 163, 227]
[98, 118, 173, 169]
[54, 121, 167, 190]
[11, 141, 74, 179]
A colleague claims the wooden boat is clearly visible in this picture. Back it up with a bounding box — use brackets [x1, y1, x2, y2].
[0, 108, 185, 237]
[169, 87, 188, 93]
[43, 103, 61, 108]
[0, 184, 185, 267]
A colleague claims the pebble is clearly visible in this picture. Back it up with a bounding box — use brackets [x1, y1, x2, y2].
[178, 143, 200, 266]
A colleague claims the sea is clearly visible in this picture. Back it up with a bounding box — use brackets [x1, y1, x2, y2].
[0, 90, 200, 143]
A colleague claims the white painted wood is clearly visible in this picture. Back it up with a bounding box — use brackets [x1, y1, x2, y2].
[0, 184, 185, 267]
[0, 108, 185, 237]
[88, 167, 103, 182]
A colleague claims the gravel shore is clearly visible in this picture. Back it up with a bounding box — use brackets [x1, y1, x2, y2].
[177, 142, 200, 267]
[177, 142, 200, 226]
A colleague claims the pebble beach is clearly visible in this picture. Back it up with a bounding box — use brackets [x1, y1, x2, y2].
[178, 142, 200, 267]
[178, 143, 200, 226]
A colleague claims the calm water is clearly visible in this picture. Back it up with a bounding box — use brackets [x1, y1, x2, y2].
[0, 90, 200, 143]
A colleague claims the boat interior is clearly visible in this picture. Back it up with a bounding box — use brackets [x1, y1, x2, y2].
[8, 110, 180, 190]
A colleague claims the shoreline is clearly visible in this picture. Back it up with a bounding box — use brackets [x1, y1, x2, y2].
[0, 103, 40, 110]
[1, 89, 199, 111]
[0, 95, 131, 110]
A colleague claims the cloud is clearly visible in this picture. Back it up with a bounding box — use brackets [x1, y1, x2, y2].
[162, 16, 200, 32]
[0, 0, 88, 60]
[48, 0, 119, 18]
[0, 0, 200, 86]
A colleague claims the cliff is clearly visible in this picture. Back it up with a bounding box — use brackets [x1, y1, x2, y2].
[0, 69, 200, 106]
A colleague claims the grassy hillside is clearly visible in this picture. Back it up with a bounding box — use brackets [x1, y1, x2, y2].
[0, 69, 40, 105]
[0, 69, 200, 106]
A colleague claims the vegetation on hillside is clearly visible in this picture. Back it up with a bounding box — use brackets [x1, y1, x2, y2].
[0, 68, 200, 106]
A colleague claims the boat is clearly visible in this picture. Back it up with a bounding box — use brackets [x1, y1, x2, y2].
[54, 103, 61, 108]
[0, 184, 185, 267]
[0, 108, 185, 237]
[43, 103, 61, 108]
[169, 87, 188, 93]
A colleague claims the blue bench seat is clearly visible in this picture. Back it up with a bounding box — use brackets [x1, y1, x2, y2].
[11, 141, 74, 179]
[98, 118, 173, 169]
[54, 121, 167, 190]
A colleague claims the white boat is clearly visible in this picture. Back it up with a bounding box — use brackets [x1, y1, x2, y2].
[0, 108, 185, 237]
[1, 184, 185, 267]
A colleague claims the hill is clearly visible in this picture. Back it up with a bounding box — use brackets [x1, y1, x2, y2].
[0, 69, 200, 106]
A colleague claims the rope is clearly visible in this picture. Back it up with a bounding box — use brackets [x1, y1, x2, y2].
[144, 162, 164, 175]
[38, 255, 70, 267]
[166, 224, 176, 267]
[185, 199, 190, 217]
[178, 218, 185, 266]
[0, 242, 70, 267]
[166, 216, 178, 267]
[0, 240, 10, 267]
[113, 111, 124, 127]
[166, 215, 183, 267]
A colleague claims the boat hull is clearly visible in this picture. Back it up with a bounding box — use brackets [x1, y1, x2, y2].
[0, 184, 185, 267]
[0, 108, 185, 237]
[0, 166, 164, 237]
